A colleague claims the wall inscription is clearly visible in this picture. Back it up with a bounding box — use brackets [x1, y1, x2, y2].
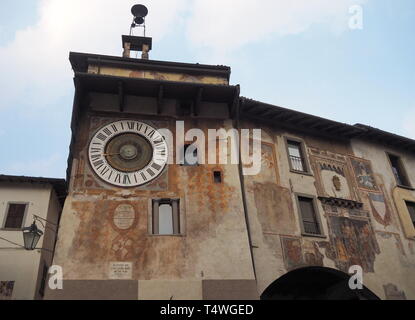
[113, 204, 136, 230]
[109, 262, 133, 280]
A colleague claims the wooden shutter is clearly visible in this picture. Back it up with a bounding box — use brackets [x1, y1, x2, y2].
[5, 204, 26, 229]
[298, 197, 320, 235]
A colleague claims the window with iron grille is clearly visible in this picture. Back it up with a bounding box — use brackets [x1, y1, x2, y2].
[3, 203, 27, 229]
[388, 154, 411, 187]
[287, 140, 307, 173]
[298, 196, 322, 236]
[152, 199, 180, 235]
[406, 201, 415, 228]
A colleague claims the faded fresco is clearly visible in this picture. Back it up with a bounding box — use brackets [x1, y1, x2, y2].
[350, 157, 379, 192]
[253, 183, 296, 235]
[280, 236, 304, 271]
[368, 192, 393, 227]
[309, 149, 357, 200]
[0, 281, 14, 300]
[383, 283, 407, 300]
[88, 65, 229, 85]
[320, 214, 380, 273]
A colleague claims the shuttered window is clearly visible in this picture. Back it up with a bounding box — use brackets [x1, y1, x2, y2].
[298, 196, 321, 235]
[4, 203, 27, 229]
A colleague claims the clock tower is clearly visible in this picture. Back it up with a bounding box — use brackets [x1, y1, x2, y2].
[45, 6, 258, 300]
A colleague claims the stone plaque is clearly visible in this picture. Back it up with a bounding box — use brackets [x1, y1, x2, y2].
[109, 262, 133, 280]
[113, 204, 135, 230]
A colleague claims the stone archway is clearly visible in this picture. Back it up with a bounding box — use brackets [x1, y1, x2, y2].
[261, 267, 380, 300]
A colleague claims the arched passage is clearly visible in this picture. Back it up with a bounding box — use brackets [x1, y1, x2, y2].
[261, 267, 380, 300]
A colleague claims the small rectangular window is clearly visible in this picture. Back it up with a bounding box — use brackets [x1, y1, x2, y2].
[388, 154, 410, 187]
[287, 140, 307, 173]
[182, 144, 198, 166]
[214, 171, 222, 183]
[152, 199, 180, 235]
[406, 201, 415, 228]
[4, 203, 27, 229]
[298, 196, 322, 236]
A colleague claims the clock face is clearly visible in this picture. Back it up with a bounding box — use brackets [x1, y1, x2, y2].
[88, 120, 168, 187]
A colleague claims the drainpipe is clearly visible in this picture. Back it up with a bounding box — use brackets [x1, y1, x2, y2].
[234, 95, 258, 281]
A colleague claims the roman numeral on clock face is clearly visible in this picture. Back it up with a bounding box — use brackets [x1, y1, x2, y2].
[151, 163, 162, 171]
[91, 154, 101, 161]
[123, 175, 131, 185]
[147, 130, 155, 139]
[128, 122, 135, 130]
[100, 166, 110, 176]
[97, 133, 107, 141]
[103, 128, 112, 136]
[93, 160, 104, 169]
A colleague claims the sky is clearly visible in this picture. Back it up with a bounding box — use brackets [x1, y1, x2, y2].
[0, 0, 414, 179]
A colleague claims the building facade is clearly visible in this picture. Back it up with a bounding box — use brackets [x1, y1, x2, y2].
[0, 175, 65, 300]
[44, 35, 415, 300]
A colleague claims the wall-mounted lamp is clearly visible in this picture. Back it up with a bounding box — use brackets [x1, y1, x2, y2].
[0, 215, 57, 252]
[22, 222, 44, 251]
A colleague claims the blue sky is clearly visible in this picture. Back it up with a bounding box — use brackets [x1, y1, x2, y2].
[0, 0, 414, 178]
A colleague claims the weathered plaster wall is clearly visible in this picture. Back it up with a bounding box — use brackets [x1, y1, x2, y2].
[351, 139, 415, 299]
[0, 183, 60, 300]
[241, 120, 415, 300]
[49, 110, 256, 299]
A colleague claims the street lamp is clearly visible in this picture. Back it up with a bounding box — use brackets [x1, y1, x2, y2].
[22, 222, 44, 251]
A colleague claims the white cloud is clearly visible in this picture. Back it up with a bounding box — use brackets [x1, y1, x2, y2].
[0, 0, 369, 112]
[3, 153, 64, 178]
[186, 0, 367, 55]
[0, 0, 188, 111]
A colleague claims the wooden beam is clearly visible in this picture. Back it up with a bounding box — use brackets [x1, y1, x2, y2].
[118, 81, 124, 112]
[194, 87, 203, 117]
[230, 85, 240, 118]
[157, 85, 164, 114]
